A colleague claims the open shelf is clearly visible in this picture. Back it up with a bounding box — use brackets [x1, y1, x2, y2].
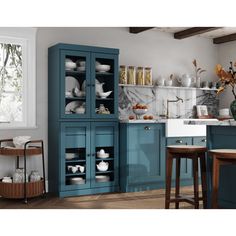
[65, 159, 86, 163]
[119, 84, 217, 91]
[96, 158, 114, 161]
[96, 72, 114, 76]
[66, 97, 86, 101]
[96, 98, 114, 101]
[65, 70, 86, 76]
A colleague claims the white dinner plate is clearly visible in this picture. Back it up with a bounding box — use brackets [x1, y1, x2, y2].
[65, 76, 80, 92]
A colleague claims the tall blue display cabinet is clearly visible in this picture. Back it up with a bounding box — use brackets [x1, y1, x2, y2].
[48, 44, 119, 197]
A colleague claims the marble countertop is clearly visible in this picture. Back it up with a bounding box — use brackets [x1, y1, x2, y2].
[184, 119, 236, 126]
[119, 119, 167, 123]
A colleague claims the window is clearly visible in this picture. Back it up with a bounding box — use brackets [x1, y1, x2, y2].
[0, 28, 36, 129]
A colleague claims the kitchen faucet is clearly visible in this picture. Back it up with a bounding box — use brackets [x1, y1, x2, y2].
[166, 96, 184, 119]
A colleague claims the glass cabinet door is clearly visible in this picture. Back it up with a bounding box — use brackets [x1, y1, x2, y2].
[90, 122, 119, 188]
[60, 122, 91, 191]
[91, 53, 118, 119]
[60, 50, 91, 119]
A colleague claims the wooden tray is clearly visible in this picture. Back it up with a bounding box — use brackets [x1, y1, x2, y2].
[0, 147, 42, 156]
[0, 179, 44, 199]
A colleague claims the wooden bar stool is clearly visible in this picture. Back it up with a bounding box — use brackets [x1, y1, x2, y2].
[165, 145, 208, 209]
[209, 149, 236, 209]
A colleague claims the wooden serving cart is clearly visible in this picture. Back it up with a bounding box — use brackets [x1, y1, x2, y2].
[0, 139, 46, 203]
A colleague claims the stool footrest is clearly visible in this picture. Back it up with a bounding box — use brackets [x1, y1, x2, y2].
[169, 195, 204, 206]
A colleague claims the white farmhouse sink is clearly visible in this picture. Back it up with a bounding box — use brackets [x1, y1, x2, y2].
[166, 118, 218, 137]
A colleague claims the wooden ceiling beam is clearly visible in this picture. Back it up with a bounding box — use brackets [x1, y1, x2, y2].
[174, 27, 222, 39]
[213, 33, 236, 44]
[129, 27, 154, 34]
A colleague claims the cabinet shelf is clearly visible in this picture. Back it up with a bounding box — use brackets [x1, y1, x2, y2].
[96, 98, 114, 101]
[66, 173, 86, 177]
[66, 97, 86, 100]
[65, 70, 86, 76]
[96, 158, 114, 161]
[96, 72, 114, 76]
[65, 159, 86, 163]
[96, 170, 114, 174]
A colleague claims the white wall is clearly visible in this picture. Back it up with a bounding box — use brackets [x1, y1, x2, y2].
[218, 41, 236, 108]
[0, 27, 219, 178]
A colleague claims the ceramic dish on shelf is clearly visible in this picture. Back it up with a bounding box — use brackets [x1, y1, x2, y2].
[65, 60, 76, 71]
[65, 101, 82, 114]
[77, 66, 86, 72]
[98, 91, 112, 99]
[81, 80, 86, 92]
[70, 177, 85, 185]
[96, 64, 111, 72]
[66, 153, 77, 160]
[65, 76, 80, 93]
[95, 175, 110, 183]
[76, 60, 86, 67]
[97, 152, 109, 158]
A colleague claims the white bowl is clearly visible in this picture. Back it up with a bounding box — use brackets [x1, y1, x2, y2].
[97, 152, 109, 158]
[132, 109, 148, 115]
[98, 91, 112, 98]
[95, 175, 110, 183]
[70, 177, 85, 185]
[13, 136, 31, 148]
[65, 61, 76, 70]
[96, 64, 111, 72]
[76, 60, 86, 67]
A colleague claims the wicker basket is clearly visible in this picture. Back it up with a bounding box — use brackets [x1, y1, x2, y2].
[0, 178, 44, 199]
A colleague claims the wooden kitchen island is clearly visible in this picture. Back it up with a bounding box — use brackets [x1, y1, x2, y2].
[185, 119, 236, 208]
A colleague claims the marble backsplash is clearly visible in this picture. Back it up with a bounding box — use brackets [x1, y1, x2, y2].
[119, 86, 219, 119]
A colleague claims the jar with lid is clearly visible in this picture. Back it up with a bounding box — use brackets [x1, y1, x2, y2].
[127, 66, 136, 85]
[29, 170, 41, 182]
[136, 67, 144, 85]
[13, 168, 28, 183]
[119, 65, 127, 84]
[145, 67, 152, 85]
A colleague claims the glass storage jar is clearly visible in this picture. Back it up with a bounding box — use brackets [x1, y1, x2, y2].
[119, 65, 127, 84]
[136, 67, 144, 85]
[13, 168, 28, 183]
[29, 170, 41, 182]
[127, 66, 136, 85]
[145, 67, 152, 85]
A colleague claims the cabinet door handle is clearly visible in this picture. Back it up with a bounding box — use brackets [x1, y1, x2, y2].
[201, 139, 207, 142]
[144, 126, 151, 130]
[87, 153, 91, 157]
[86, 84, 91, 87]
[176, 139, 183, 144]
[91, 84, 95, 87]
[92, 153, 95, 156]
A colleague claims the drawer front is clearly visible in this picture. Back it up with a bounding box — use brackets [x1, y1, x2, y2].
[166, 137, 192, 146]
[193, 136, 207, 147]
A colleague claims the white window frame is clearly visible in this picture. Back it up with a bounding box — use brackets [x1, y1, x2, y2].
[0, 28, 37, 129]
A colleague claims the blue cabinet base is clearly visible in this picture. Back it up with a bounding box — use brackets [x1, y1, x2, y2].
[59, 186, 120, 198]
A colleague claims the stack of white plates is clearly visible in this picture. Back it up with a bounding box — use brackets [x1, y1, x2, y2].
[95, 175, 110, 183]
[97, 152, 109, 159]
[70, 177, 85, 185]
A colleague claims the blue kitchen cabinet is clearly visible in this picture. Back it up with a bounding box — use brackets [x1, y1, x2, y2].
[58, 122, 119, 197]
[120, 123, 166, 192]
[49, 43, 119, 121]
[48, 44, 119, 197]
[192, 136, 207, 146]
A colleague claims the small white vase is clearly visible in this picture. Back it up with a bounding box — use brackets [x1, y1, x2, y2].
[196, 77, 201, 88]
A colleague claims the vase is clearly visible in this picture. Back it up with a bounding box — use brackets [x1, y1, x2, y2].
[230, 99, 236, 120]
[196, 77, 201, 88]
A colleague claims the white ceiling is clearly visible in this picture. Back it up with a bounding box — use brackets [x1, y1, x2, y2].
[155, 27, 236, 38]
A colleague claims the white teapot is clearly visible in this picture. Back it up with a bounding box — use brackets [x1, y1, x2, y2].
[74, 103, 85, 114]
[96, 161, 109, 172]
[177, 74, 194, 87]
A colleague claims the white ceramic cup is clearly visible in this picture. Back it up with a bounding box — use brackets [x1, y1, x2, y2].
[79, 166, 85, 173]
[71, 166, 78, 173]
